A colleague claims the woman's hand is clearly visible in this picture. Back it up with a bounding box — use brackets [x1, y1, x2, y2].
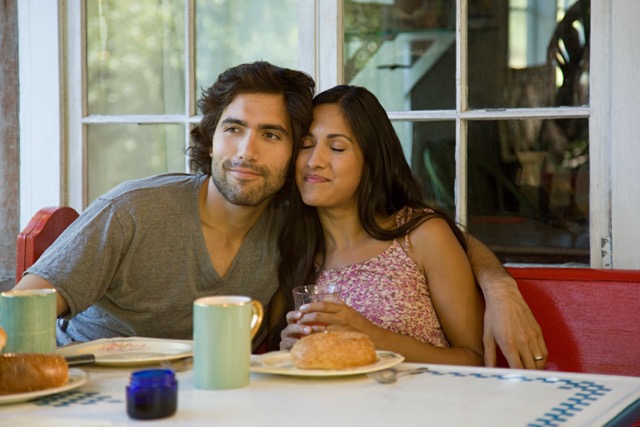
[279, 310, 310, 350]
[278, 301, 372, 350]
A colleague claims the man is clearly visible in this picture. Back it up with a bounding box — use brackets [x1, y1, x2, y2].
[14, 61, 546, 369]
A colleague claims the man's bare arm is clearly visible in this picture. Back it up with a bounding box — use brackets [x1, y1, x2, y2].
[465, 233, 548, 369]
[13, 275, 69, 317]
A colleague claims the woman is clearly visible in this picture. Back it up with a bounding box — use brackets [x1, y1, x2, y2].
[278, 85, 484, 365]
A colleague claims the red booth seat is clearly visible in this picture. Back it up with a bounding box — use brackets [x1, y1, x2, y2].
[502, 266, 640, 377]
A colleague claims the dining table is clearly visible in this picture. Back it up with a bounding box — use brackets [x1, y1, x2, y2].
[0, 347, 639, 427]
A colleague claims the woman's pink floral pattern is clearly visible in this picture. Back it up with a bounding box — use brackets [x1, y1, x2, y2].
[317, 235, 448, 347]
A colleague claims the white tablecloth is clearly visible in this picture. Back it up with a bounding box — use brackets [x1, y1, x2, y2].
[1, 363, 639, 426]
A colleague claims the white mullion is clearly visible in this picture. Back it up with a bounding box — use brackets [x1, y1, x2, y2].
[58, 0, 68, 209]
[185, 0, 195, 172]
[66, 0, 85, 212]
[455, 0, 469, 226]
[298, 0, 317, 81]
[82, 115, 191, 124]
[80, 0, 89, 208]
[388, 106, 590, 121]
[461, 107, 590, 120]
[588, 0, 611, 268]
[317, 0, 342, 91]
[335, 0, 344, 85]
[186, 0, 195, 118]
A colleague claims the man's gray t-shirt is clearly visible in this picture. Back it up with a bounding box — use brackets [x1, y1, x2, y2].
[26, 173, 284, 346]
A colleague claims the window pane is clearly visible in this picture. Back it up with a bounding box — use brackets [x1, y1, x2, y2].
[86, 0, 186, 115]
[195, 0, 299, 97]
[344, 0, 456, 111]
[407, 121, 457, 216]
[466, 119, 589, 264]
[469, 0, 590, 109]
[87, 125, 186, 203]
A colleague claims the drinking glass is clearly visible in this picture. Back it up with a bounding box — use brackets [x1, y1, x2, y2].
[292, 284, 341, 328]
[292, 284, 342, 310]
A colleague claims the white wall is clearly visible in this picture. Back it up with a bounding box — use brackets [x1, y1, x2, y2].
[18, 0, 64, 226]
[610, 1, 640, 269]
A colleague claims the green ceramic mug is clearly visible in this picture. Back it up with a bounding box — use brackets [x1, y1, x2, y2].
[193, 295, 263, 390]
[0, 288, 57, 354]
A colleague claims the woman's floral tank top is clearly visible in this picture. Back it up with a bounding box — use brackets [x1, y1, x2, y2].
[315, 207, 449, 347]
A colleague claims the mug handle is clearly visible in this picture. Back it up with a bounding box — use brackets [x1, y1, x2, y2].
[249, 300, 264, 339]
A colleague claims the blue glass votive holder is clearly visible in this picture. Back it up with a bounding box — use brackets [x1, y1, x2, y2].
[126, 369, 178, 420]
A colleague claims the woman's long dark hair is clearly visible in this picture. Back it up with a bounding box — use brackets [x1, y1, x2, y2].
[278, 85, 467, 299]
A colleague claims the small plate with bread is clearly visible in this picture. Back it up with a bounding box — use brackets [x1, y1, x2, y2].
[0, 326, 89, 404]
[0, 368, 88, 405]
[251, 331, 404, 377]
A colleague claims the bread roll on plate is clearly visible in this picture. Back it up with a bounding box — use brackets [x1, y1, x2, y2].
[291, 330, 377, 370]
[0, 326, 69, 395]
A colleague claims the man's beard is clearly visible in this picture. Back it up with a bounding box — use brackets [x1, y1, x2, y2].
[210, 159, 286, 206]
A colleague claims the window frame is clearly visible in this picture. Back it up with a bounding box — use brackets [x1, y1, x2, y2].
[18, 0, 640, 269]
[321, 0, 603, 267]
[66, 0, 317, 209]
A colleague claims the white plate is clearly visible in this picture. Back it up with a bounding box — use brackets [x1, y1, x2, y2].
[0, 368, 88, 405]
[250, 350, 404, 377]
[56, 337, 193, 367]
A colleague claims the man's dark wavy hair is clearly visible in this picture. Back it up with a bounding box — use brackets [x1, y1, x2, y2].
[188, 61, 315, 203]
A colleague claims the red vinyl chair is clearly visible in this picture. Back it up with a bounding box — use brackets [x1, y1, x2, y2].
[15, 206, 79, 283]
